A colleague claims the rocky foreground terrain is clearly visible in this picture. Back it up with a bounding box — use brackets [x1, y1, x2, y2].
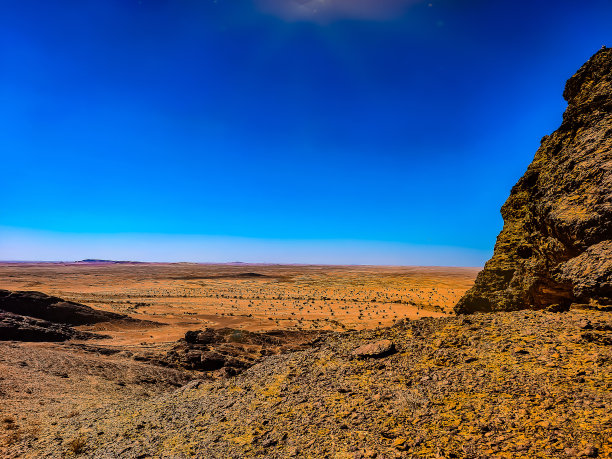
[2, 308, 610, 458]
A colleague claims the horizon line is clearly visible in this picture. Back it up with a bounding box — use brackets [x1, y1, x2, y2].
[0, 259, 484, 269]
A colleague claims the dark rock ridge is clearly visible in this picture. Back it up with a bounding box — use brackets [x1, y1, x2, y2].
[0, 289, 132, 325]
[0, 289, 153, 342]
[77, 259, 144, 264]
[456, 47, 612, 314]
[0, 310, 104, 342]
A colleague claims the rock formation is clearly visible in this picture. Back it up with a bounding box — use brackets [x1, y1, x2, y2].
[160, 327, 325, 375]
[0, 310, 103, 342]
[0, 289, 153, 341]
[0, 289, 136, 325]
[456, 47, 612, 314]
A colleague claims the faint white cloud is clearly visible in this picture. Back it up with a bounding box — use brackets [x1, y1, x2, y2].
[255, 0, 424, 23]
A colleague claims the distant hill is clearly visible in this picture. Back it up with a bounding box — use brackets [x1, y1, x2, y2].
[77, 259, 144, 264]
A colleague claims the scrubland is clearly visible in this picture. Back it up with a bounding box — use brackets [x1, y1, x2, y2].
[0, 262, 477, 344]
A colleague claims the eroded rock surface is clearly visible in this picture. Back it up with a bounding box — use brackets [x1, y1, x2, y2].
[456, 47, 612, 314]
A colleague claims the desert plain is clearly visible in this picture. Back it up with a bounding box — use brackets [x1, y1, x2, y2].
[0, 261, 479, 456]
[0, 261, 477, 344]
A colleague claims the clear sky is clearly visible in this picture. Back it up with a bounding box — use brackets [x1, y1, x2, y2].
[1, 0, 611, 265]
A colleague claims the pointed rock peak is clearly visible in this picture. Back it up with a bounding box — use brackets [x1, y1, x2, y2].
[455, 48, 612, 314]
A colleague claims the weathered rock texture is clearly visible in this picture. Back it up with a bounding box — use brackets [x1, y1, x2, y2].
[456, 47, 612, 314]
[16, 311, 612, 458]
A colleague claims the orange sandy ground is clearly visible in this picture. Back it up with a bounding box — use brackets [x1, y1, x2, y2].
[0, 263, 479, 346]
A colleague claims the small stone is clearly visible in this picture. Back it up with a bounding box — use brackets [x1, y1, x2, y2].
[352, 340, 396, 358]
[578, 445, 599, 457]
[262, 438, 277, 448]
[392, 438, 407, 450]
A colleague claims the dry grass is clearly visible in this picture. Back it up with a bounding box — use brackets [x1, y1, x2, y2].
[67, 436, 86, 455]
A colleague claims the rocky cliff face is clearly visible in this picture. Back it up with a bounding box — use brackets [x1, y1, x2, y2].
[456, 47, 612, 314]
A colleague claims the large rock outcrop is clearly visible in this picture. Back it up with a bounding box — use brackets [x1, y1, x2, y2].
[456, 47, 612, 314]
[0, 289, 131, 325]
[0, 289, 155, 341]
[160, 328, 325, 375]
[0, 310, 102, 342]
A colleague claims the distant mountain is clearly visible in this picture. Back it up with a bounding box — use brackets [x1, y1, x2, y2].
[77, 259, 144, 264]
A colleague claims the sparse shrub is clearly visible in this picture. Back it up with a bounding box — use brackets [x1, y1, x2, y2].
[67, 436, 87, 455]
[2, 417, 17, 430]
[229, 330, 246, 343]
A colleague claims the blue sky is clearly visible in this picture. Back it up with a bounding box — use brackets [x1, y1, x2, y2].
[1, 0, 611, 265]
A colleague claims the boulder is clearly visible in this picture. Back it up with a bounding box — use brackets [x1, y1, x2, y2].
[352, 339, 396, 358]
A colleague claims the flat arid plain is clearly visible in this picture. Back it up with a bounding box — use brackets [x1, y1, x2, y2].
[0, 262, 476, 342]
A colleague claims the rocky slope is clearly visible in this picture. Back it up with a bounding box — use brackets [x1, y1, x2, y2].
[456, 47, 612, 314]
[0, 340, 192, 457]
[11, 309, 612, 458]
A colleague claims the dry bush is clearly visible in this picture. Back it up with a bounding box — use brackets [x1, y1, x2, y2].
[67, 436, 87, 455]
[2, 417, 16, 430]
